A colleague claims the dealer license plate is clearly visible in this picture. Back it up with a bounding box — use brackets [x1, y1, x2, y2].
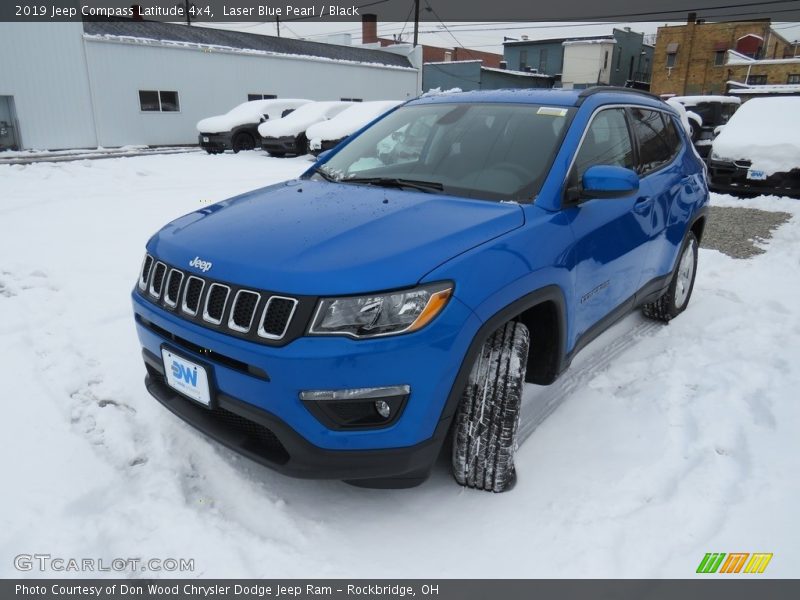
[747, 169, 767, 181]
[161, 348, 211, 406]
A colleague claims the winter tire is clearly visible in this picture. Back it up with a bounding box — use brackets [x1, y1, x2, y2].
[452, 321, 530, 493]
[232, 132, 256, 153]
[642, 231, 699, 322]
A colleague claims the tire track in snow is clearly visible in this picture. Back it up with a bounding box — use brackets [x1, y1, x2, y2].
[518, 317, 662, 445]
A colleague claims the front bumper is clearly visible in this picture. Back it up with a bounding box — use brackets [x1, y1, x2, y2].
[143, 351, 442, 483]
[132, 289, 481, 478]
[709, 159, 800, 197]
[198, 132, 232, 152]
[262, 135, 303, 155]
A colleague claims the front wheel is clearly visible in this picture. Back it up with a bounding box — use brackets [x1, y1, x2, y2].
[231, 132, 255, 153]
[642, 231, 699, 322]
[452, 321, 530, 493]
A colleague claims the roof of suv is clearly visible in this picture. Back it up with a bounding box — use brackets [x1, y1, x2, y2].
[412, 87, 667, 109]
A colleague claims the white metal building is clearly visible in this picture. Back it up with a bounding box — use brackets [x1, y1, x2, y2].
[0, 19, 422, 150]
[560, 39, 618, 90]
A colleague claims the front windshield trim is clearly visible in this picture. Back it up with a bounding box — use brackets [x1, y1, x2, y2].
[305, 101, 576, 204]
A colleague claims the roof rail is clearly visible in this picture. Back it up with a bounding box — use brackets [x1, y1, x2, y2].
[576, 86, 663, 105]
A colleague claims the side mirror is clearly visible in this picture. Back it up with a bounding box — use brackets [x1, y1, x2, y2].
[580, 165, 639, 199]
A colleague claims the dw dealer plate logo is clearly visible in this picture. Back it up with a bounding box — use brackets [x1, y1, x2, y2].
[696, 552, 773, 574]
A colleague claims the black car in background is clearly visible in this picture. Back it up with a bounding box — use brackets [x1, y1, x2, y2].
[670, 95, 741, 158]
[197, 99, 309, 154]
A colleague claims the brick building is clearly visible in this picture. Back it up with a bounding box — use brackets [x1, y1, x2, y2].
[650, 17, 799, 96]
[361, 14, 502, 68]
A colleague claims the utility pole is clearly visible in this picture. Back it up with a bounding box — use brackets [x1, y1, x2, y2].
[184, 0, 191, 26]
[413, 0, 420, 47]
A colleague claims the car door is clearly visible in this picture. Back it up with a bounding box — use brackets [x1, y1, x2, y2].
[628, 107, 697, 283]
[564, 106, 653, 341]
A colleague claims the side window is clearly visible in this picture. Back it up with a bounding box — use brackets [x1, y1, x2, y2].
[574, 108, 635, 181]
[628, 108, 677, 173]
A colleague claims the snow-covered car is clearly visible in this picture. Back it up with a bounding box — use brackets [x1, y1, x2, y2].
[671, 95, 740, 156]
[306, 101, 403, 155]
[710, 97, 800, 197]
[665, 98, 702, 141]
[258, 101, 352, 157]
[196, 99, 310, 154]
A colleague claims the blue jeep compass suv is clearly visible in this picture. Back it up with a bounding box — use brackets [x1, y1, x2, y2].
[133, 88, 709, 492]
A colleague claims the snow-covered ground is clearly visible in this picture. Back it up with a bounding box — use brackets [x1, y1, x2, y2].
[1, 153, 798, 578]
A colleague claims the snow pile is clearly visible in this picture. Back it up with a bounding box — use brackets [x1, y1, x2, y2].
[257, 101, 352, 138]
[672, 95, 741, 106]
[712, 97, 800, 174]
[562, 38, 615, 46]
[196, 99, 310, 134]
[1, 153, 799, 577]
[421, 87, 463, 96]
[306, 101, 402, 149]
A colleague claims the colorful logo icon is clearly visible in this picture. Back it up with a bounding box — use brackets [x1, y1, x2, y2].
[697, 553, 773, 574]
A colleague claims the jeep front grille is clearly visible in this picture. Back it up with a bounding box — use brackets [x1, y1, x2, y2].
[182, 276, 204, 316]
[164, 269, 183, 308]
[149, 262, 167, 298]
[259, 296, 297, 339]
[203, 283, 230, 325]
[229, 290, 261, 333]
[137, 254, 306, 345]
[139, 255, 154, 290]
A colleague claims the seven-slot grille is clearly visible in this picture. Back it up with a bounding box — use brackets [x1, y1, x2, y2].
[138, 254, 298, 342]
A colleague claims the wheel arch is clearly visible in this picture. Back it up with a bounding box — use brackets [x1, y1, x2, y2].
[690, 213, 707, 244]
[435, 284, 568, 440]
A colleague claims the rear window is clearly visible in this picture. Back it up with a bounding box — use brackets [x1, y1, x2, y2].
[628, 108, 681, 173]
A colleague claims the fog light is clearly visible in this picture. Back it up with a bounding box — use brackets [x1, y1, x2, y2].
[374, 400, 391, 419]
[299, 385, 410, 429]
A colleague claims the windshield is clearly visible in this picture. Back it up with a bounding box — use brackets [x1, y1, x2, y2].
[310, 102, 574, 202]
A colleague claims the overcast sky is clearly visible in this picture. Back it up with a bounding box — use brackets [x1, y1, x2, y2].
[201, 20, 800, 54]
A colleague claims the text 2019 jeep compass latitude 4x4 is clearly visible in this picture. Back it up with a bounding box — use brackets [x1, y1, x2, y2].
[133, 88, 708, 492]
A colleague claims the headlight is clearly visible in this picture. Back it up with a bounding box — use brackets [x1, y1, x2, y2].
[309, 282, 452, 338]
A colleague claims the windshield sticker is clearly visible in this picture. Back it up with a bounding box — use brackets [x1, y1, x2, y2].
[537, 107, 568, 117]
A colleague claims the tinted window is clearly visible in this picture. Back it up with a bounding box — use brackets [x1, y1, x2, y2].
[159, 91, 180, 112]
[628, 108, 677, 173]
[315, 103, 574, 202]
[139, 90, 159, 112]
[574, 108, 634, 180]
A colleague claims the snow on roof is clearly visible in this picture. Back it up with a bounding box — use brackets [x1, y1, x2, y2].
[196, 99, 311, 134]
[421, 87, 463, 96]
[672, 95, 741, 106]
[425, 60, 482, 65]
[481, 66, 553, 78]
[562, 38, 615, 46]
[712, 96, 800, 175]
[726, 49, 800, 66]
[666, 98, 701, 137]
[306, 101, 402, 145]
[728, 84, 800, 95]
[82, 20, 413, 70]
[257, 101, 353, 138]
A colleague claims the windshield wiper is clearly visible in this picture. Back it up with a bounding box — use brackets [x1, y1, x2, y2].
[342, 176, 444, 193]
[312, 166, 339, 182]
